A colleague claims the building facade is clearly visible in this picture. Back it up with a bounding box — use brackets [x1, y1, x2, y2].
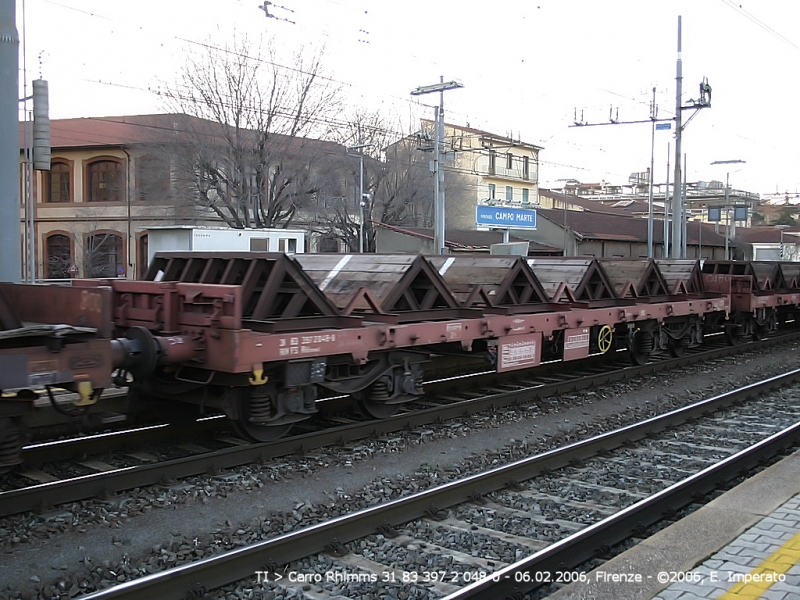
[415, 120, 542, 230]
[20, 115, 199, 280]
[19, 114, 349, 280]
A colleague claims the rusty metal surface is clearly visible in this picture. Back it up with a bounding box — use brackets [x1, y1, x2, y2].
[701, 260, 752, 277]
[655, 259, 704, 294]
[780, 264, 800, 289]
[597, 259, 670, 298]
[0, 338, 113, 391]
[526, 258, 618, 303]
[751, 261, 785, 291]
[428, 255, 550, 309]
[296, 254, 462, 320]
[144, 253, 343, 329]
[0, 287, 21, 331]
[0, 283, 114, 338]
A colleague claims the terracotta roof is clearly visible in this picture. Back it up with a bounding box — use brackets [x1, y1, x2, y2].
[539, 188, 634, 216]
[734, 227, 800, 243]
[20, 113, 345, 155]
[538, 208, 728, 246]
[374, 222, 561, 253]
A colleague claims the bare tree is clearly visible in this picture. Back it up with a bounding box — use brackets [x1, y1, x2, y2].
[84, 232, 124, 278]
[311, 109, 434, 252]
[160, 34, 342, 229]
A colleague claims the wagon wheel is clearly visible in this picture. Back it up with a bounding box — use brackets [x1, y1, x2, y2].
[0, 418, 25, 474]
[357, 398, 400, 419]
[629, 330, 653, 366]
[725, 322, 745, 346]
[668, 334, 690, 358]
[596, 325, 613, 354]
[228, 387, 295, 442]
[753, 310, 776, 341]
[357, 378, 401, 419]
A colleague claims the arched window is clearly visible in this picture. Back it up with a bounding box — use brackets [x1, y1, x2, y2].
[137, 233, 149, 279]
[87, 160, 124, 202]
[46, 234, 72, 279]
[86, 232, 124, 278]
[46, 162, 71, 203]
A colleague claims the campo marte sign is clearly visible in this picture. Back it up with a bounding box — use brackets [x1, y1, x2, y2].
[476, 205, 537, 229]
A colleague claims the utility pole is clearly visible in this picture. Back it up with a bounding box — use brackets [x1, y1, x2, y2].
[672, 16, 683, 258]
[570, 96, 671, 258]
[574, 17, 710, 260]
[411, 78, 463, 255]
[0, 0, 20, 282]
[711, 159, 746, 261]
[670, 16, 712, 257]
[682, 153, 688, 258]
[648, 87, 656, 259]
[724, 176, 730, 259]
[664, 144, 670, 259]
[346, 143, 374, 253]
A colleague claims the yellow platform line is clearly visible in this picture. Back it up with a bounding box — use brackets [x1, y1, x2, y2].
[718, 528, 800, 599]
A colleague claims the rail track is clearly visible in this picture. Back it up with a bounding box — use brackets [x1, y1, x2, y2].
[68, 362, 800, 599]
[1, 331, 797, 520]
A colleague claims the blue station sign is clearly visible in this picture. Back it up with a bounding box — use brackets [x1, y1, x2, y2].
[476, 205, 537, 229]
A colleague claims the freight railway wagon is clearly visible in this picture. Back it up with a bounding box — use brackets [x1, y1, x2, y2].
[2, 255, 800, 464]
[0, 284, 203, 470]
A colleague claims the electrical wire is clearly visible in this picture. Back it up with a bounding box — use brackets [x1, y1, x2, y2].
[719, 0, 800, 53]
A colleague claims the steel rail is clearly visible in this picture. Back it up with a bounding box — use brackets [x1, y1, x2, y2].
[20, 417, 225, 466]
[1, 331, 797, 519]
[77, 367, 800, 600]
[446, 420, 800, 598]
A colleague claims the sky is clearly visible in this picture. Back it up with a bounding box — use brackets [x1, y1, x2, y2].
[14, 0, 800, 196]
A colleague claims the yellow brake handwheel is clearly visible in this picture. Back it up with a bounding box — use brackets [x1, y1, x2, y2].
[597, 325, 613, 353]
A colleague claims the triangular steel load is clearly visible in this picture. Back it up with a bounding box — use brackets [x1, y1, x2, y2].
[427, 256, 550, 312]
[751, 261, 785, 291]
[294, 254, 462, 322]
[780, 264, 800, 289]
[655, 259, 703, 295]
[701, 260, 773, 296]
[597, 259, 671, 299]
[527, 258, 618, 305]
[701, 260, 752, 276]
[145, 252, 343, 331]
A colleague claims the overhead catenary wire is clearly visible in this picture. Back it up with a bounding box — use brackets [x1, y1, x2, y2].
[29, 1, 740, 189]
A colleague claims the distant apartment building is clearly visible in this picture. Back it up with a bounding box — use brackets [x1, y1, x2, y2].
[412, 120, 542, 230]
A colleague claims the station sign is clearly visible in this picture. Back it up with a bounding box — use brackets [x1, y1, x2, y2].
[476, 205, 537, 229]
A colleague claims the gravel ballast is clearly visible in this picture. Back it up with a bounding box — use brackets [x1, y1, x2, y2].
[1, 344, 798, 599]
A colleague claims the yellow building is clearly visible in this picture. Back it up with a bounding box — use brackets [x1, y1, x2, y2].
[417, 120, 542, 230]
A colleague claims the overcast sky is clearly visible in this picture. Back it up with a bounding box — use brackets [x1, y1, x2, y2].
[16, 0, 800, 196]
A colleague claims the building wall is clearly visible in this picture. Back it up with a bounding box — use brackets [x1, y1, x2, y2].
[23, 147, 215, 279]
[432, 123, 541, 231]
[375, 228, 434, 254]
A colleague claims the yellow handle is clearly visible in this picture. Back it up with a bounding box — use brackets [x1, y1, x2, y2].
[72, 381, 99, 406]
[249, 369, 268, 385]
